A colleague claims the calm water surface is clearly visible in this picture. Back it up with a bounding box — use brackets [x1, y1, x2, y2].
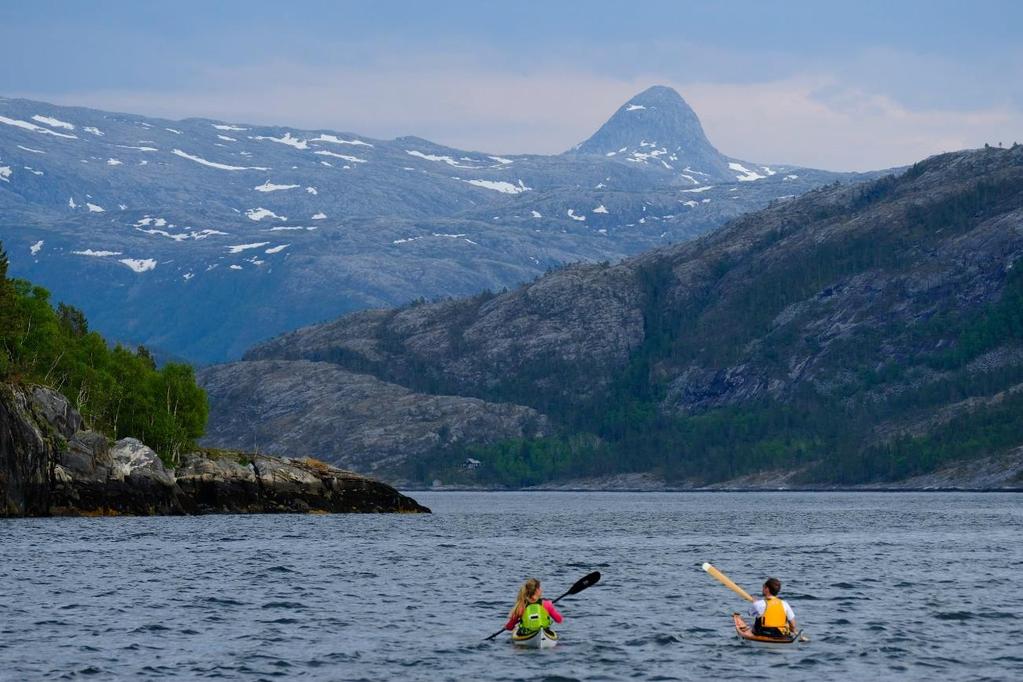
[1, 492, 1021, 681]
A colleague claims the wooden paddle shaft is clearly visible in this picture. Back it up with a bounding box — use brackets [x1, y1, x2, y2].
[703, 563, 754, 602]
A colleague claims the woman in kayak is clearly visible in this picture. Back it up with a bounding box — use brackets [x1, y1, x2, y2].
[504, 578, 564, 633]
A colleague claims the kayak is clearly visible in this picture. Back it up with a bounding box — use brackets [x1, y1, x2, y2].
[511, 627, 559, 649]
[732, 613, 803, 648]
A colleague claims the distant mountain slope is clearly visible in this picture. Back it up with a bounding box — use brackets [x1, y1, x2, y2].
[203, 146, 1023, 487]
[0, 87, 864, 362]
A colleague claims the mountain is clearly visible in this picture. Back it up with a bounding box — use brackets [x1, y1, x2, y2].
[0, 88, 865, 362]
[199, 146, 1023, 488]
[569, 85, 735, 181]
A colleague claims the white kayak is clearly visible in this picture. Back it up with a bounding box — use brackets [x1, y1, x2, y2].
[511, 627, 559, 649]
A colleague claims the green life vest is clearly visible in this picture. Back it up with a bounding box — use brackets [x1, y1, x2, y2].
[519, 601, 552, 632]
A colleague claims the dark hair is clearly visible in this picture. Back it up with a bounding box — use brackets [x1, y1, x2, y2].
[764, 578, 782, 596]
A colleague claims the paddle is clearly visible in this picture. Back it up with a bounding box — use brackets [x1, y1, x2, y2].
[702, 563, 754, 602]
[484, 571, 602, 641]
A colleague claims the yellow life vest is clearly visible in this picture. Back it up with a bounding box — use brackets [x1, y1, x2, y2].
[761, 597, 788, 631]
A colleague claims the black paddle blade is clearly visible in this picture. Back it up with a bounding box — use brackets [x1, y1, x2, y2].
[567, 571, 601, 595]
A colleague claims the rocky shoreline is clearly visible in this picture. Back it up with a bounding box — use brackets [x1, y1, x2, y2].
[1, 384, 429, 517]
[403, 453, 1023, 493]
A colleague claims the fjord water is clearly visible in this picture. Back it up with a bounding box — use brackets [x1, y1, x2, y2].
[1, 493, 1021, 681]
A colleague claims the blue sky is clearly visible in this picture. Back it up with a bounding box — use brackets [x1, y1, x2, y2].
[2, 0, 1021, 170]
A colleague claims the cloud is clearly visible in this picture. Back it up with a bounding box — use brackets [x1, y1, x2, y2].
[679, 76, 1023, 170]
[15, 59, 1023, 171]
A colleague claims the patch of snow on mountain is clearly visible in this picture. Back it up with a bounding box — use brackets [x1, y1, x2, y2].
[120, 258, 157, 273]
[227, 242, 269, 254]
[464, 179, 531, 194]
[106, 158, 122, 166]
[265, 244, 289, 254]
[567, 209, 586, 222]
[0, 165, 11, 182]
[31, 114, 75, 130]
[30, 240, 43, 255]
[269, 225, 317, 231]
[183, 272, 194, 281]
[245, 208, 286, 222]
[165, 128, 182, 134]
[681, 200, 698, 208]
[311, 212, 327, 220]
[315, 150, 366, 163]
[629, 146, 668, 164]
[681, 185, 714, 193]
[253, 132, 308, 150]
[784, 174, 799, 180]
[305, 186, 317, 195]
[86, 203, 105, 213]
[593, 204, 608, 214]
[489, 155, 514, 164]
[137, 227, 226, 242]
[728, 162, 766, 182]
[84, 126, 103, 136]
[254, 180, 300, 192]
[625, 104, 646, 111]
[313, 134, 373, 147]
[136, 217, 168, 228]
[0, 115, 78, 139]
[761, 166, 776, 176]
[213, 124, 247, 131]
[117, 145, 159, 151]
[230, 265, 243, 270]
[17, 145, 45, 153]
[531, 210, 542, 218]
[405, 150, 478, 168]
[68, 197, 77, 209]
[24, 167, 43, 176]
[605, 151, 616, 157]
[173, 149, 268, 171]
[72, 249, 122, 257]
[217, 134, 237, 142]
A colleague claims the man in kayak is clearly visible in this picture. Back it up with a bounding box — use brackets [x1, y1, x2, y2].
[504, 578, 564, 634]
[748, 577, 797, 636]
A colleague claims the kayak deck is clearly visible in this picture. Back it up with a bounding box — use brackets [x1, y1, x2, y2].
[511, 627, 559, 649]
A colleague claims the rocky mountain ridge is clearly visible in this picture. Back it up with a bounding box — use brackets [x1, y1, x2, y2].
[0, 86, 866, 362]
[201, 145, 1023, 487]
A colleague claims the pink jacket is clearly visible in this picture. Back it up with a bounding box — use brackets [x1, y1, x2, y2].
[504, 599, 564, 631]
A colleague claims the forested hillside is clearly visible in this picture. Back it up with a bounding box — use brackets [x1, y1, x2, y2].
[205, 146, 1023, 488]
[0, 243, 207, 463]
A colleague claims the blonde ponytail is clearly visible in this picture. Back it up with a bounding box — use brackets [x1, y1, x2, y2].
[509, 578, 541, 620]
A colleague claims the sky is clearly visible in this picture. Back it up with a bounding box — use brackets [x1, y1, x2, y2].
[1, 0, 1021, 171]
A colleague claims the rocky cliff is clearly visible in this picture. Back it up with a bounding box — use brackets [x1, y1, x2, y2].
[203, 146, 1023, 487]
[0, 383, 428, 516]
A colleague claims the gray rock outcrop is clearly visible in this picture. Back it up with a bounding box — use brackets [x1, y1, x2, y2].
[1, 383, 428, 517]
